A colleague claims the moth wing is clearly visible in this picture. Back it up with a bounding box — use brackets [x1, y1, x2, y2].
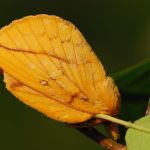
[4, 72, 91, 123]
[0, 15, 120, 116]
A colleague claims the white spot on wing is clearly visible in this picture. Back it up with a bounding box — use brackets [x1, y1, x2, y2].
[40, 80, 48, 86]
[29, 63, 36, 69]
[50, 69, 64, 80]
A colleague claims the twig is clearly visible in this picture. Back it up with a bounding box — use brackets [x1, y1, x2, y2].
[76, 127, 127, 150]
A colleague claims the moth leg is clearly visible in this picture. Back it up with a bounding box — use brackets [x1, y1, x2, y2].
[107, 122, 120, 140]
[0, 68, 3, 74]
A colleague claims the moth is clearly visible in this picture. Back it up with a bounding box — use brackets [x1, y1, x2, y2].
[0, 14, 120, 124]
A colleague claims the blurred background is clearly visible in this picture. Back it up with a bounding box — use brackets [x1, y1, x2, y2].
[0, 0, 150, 150]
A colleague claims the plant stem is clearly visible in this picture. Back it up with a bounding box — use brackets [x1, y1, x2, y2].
[96, 114, 150, 133]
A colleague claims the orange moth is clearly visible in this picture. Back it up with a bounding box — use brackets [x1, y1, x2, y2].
[0, 15, 120, 124]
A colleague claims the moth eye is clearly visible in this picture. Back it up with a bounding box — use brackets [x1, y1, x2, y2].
[40, 80, 48, 86]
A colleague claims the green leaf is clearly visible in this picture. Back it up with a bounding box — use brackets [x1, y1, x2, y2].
[126, 115, 150, 150]
[112, 58, 150, 96]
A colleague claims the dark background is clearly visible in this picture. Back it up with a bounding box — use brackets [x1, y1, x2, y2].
[0, 0, 150, 150]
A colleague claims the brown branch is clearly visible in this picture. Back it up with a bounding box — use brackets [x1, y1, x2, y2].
[76, 127, 127, 150]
